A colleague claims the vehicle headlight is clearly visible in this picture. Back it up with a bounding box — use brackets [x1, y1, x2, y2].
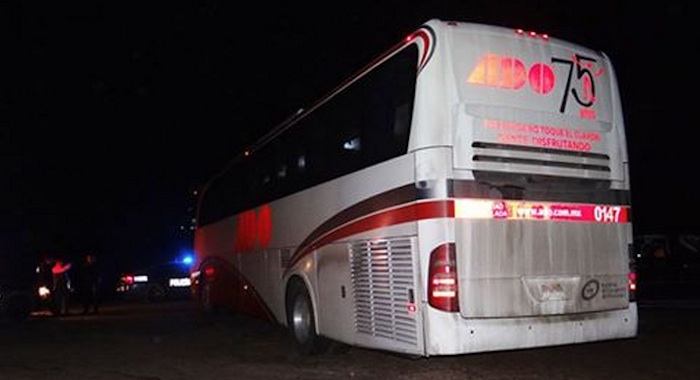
[38, 286, 51, 298]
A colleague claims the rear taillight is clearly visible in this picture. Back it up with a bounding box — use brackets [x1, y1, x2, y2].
[203, 265, 217, 281]
[628, 242, 637, 302]
[122, 275, 134, 285]
[428, 243, 459, 312]
[628, 271, 637, 301]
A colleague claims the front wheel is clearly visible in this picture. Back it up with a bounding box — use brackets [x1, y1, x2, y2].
[199, 279, 217, 315]
[146, 284, 166, 303]
[287, 281, 328, 355]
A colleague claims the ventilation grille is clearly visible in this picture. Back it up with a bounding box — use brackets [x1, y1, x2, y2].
[472, 142, 611, 173]
[279, 249, 291, 268]
[350, 238, 417, 346]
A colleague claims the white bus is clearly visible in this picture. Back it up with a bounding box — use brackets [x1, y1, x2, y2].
[191, 19, 638, 357]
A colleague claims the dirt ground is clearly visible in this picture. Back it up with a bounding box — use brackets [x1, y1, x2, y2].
[1, 300, 699, 380]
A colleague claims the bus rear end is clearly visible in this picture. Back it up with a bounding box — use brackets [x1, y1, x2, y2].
[423, 22, 637, 355]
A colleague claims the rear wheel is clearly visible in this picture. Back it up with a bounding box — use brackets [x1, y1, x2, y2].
[286, 280, 328, 355]
[5, 293, 33, 321]
[146, 284, 166, 302]
[199, 279, 217, 315]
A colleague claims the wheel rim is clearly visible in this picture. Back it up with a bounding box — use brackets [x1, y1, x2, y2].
[292, 293, 313, 342]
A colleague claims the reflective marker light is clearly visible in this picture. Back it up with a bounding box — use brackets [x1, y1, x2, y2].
[134, 275, 148, 283]
[407, 303, 417, 313]
[515, 28, 550, 40]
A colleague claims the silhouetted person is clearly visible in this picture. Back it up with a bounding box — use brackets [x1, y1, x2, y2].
[79, 254, 101, 314]
[51, 258, 72, 316]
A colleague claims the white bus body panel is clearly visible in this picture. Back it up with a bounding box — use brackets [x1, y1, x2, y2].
[289, 154, 426, 355]
[423, 302, 637, 355]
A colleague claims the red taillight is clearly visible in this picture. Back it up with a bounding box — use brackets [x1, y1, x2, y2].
[628, 243, 637, 302]
[203, 265, 216, 280]
[428, 243, 459, 312]
[628, 271, 637, 301]
[122, 275, 134, 285]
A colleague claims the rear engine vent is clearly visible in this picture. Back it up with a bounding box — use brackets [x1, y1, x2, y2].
[472, 142, 610, 173]
[350, 237, 418, 346]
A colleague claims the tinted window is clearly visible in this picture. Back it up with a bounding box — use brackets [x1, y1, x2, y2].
[199, 45, 418, 226]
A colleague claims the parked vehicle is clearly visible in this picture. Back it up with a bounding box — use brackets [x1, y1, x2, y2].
[116, 261, 192, 303]
[634, 233, 700, 300]
[0, 253, 35, 321]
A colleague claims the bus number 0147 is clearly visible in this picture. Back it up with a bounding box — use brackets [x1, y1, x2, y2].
[594, 205, 622, 223]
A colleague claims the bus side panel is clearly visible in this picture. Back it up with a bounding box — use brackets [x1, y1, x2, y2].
[193, 219, 238, 310]
[238, 249, 284, 323]
[194, 219, 281, 322]
[309, 159, 424, 353]
[316, 243, 355, 342]
[310, 233, 427, 356]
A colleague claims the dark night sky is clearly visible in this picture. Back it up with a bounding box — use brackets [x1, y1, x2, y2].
[3, 1, 699, 272]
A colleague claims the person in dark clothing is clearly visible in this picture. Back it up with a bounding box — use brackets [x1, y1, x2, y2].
[51, 258, 72, 316]
[79, 254, 101, 314]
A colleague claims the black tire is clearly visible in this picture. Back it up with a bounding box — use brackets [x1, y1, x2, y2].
[146, 284, 166, 303]
[199, 279, 217, 315]
[5, 293, 33, 321]
[286, 280, 329, 355]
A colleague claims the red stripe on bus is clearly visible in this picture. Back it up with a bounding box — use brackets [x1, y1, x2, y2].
[410, 28, 433, 72]
[287, 198, 632, 270]
[288, 200, 454, 268]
